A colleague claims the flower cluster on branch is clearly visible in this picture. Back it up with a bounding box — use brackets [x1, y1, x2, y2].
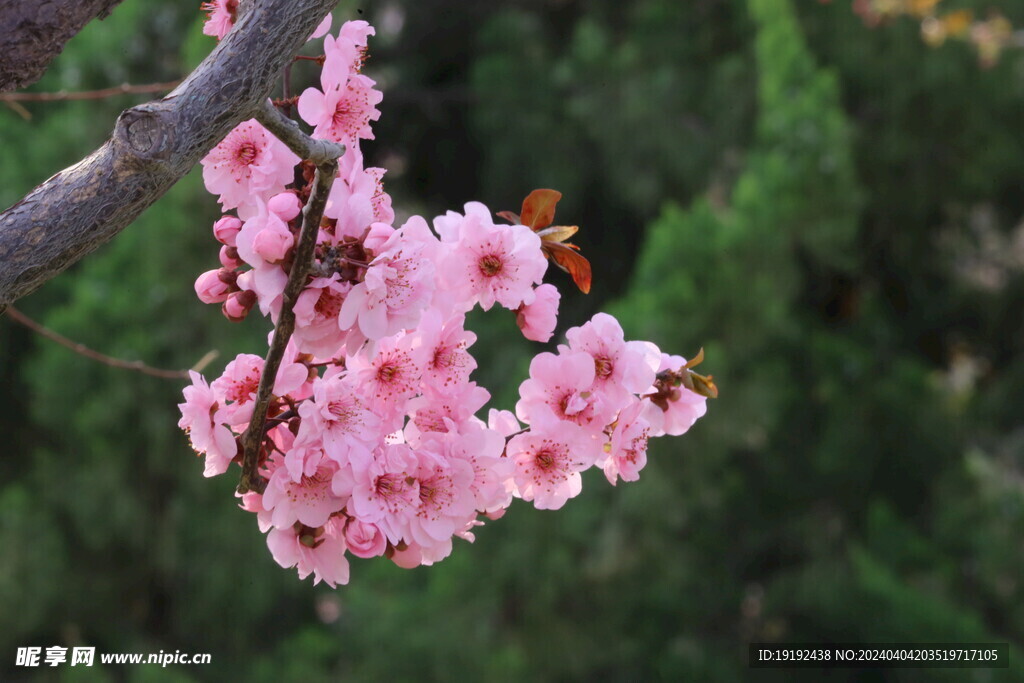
[178, 13, 713, 587]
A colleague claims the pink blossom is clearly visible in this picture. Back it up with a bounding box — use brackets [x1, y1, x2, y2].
[323, 148, 381, 237]
[267, 518, 350, 587]
[506, 418, 593, 510]
[291, 275, 351, 358]
[346, 334, 425, 421]
[439, 205, 547, 311]
[337, 217, 438, 341]
[297, 74, 382, 148]
[436, 425, 512, 514]
[201, 119, 299, 214]
[348, 444, 420, 544]
[563, 313, 659, 413]
[321, 21, 375, 84]
[406, 448, 476, 547]
[177, 371, 237, 477]
[210, 354, 264, 426]
[404, 383, 490, 446]
[297, 373, 380, 468]
[264, 456, 346, 529]
[516, 283, 560, 342]
[601, 398, 657, 485]
[516, 350, 611, 433]
[416, 309, 477, 391]
[210, 352, 308, 428]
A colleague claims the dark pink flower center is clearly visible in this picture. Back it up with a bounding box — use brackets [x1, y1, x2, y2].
[315, 290, 342, 319]
[535, 449, 556, 470]
[236, 141, 258, 166]
[226, 368, 260, 402]
[478, 254, 504, 277]
[374, 473, 404, 498]
[595, 356, 614, 379]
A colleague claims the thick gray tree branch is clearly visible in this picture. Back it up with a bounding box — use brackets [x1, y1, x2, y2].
[0, 0, 339, 307]
[0, 0, 125, 93]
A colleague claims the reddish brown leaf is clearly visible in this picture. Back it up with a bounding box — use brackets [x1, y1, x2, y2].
[496, 210, 520, 225]
[544, 242, 592, 294]
[520, 189, 562, 231]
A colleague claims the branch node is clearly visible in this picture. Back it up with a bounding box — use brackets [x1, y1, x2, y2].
[255, 99, 344, 165]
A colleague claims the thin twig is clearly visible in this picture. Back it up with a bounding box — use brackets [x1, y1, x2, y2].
[281, 63, 293, 116]
[2, 306, 210, 380]
[3, 100, 31, 120]
[0, 79, 182, 103]
[255, 98, 344, 165]
[238, 159, 339, 494]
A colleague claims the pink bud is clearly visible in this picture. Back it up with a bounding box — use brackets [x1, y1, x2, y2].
[213, 215, 243, 246]
[219, 245, 243, 269]
[222, 289, 257, 322]
[343, 520, 387, 559]
[195, 269, 233, 304]
[253, 224, 294, 263]
[268, 192, 302, 221]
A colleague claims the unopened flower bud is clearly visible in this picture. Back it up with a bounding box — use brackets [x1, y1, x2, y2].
[222, 289, 257, 322]
[195, 269, 233, 304]
[213, 215, 243, 246]
[268, 191, 303, 221]
[253, 223, 294, 263]
[219, 245, 243, 269]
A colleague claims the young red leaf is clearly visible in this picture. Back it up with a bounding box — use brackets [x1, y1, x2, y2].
[544, 242, 592, 294]
[520, 189, 562, 231]
[496, 210, 521, 225]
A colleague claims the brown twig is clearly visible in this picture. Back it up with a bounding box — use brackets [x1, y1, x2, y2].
[0, 79, 182, 103]
[2, 305, 215, 380]
[238, 158, 339, 495]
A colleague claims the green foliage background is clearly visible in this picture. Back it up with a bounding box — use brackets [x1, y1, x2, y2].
[1, 0, 1023, 680]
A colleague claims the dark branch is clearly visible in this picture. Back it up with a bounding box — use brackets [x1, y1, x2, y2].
[0, 0, 125, 93]
[238, 159, 339, 494]
[0, 0, 340, 307]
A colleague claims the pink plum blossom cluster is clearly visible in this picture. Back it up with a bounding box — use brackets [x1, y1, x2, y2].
[180, 17, 711, 587]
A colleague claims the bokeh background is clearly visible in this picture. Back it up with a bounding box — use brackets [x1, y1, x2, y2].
[2, 0, 1023, 680]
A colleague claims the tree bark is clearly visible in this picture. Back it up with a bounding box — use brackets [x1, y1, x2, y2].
[0, 0, 339, 306]
[0, 0, 125, 93]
